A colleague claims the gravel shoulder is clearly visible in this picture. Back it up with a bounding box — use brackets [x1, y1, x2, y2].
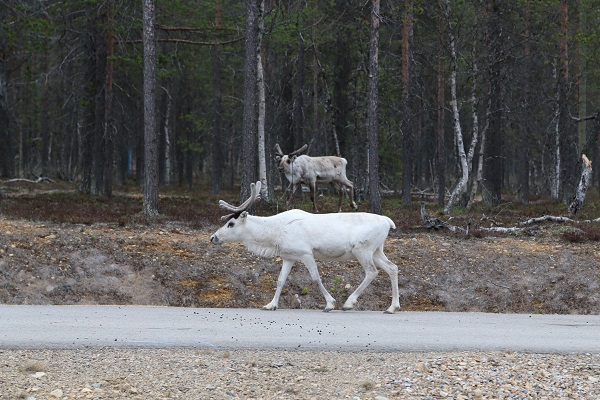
[2, 348, 599, 399]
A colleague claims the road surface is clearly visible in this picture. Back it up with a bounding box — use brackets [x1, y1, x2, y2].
[1, 305, 598, 353]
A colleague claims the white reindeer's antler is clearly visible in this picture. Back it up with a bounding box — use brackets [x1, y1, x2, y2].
[289, 144, 308, 156]
[219, 181, 262, 221]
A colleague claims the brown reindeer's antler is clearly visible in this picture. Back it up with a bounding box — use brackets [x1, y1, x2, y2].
[289, 144, 308, 156]
[219, 181, 262, 221]
[275, 143, 308, 158]
[274, 144, 285, 157]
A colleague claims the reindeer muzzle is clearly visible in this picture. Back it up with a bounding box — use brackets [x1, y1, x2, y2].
[210, 234, 221, 244]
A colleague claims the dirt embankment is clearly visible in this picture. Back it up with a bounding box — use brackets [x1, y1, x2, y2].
[1, 215, 599, 314]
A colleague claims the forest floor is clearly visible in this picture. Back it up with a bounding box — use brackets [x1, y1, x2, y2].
[1, 180, 599, 315]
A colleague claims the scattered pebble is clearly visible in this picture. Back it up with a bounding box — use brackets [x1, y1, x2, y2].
[1, 348, 598, 399]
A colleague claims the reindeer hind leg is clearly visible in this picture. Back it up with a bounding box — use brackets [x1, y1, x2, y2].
[374, 246, 400, 314]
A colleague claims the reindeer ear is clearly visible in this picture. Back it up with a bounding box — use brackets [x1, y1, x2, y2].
[240, 211, 248, 220]
[275, 155, 281, 162]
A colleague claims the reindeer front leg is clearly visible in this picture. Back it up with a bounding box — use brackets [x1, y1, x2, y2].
[286, 182, 300, 209]
[300, 255, 336, 311]
[262, 259, 294, 311]
[308, 181, 319, 212]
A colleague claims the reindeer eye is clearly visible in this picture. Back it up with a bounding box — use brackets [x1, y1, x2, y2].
[227, 221, 235, 228]
[286, 159, 291, 164]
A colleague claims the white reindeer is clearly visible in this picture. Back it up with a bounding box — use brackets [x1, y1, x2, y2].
[210, 181, 400, 314]
[275, 144, 358, 212]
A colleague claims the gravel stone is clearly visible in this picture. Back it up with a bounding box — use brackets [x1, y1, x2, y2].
[1, 349, 598, 399]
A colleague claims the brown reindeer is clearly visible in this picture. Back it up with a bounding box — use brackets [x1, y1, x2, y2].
[275, 144, 357, 212]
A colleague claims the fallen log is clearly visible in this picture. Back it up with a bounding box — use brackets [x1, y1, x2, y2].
[419, 204, 598, 236]
[1, 176, 55, 184]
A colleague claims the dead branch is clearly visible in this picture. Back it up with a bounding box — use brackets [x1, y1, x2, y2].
[418, 203, 599, 237]
[419, 203, 467, 233]
[517, 215, 575, 226]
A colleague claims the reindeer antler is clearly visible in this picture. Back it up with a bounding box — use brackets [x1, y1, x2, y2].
[289, 144, 308, 156]
[219, 181, 262, 221]
[274, 144, 285, 157]
[275, 143, 308, 158]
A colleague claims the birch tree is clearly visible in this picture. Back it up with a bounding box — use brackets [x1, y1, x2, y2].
[443, 0, 468, 214]
[257, 0, 269, 201]
[142, 0, 159, 216]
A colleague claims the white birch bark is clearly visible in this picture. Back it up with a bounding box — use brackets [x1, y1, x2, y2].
[568, 154, 592, 215]
[256, 0, 268, 200]
[443, 0, 468, 214]
[550, 60, 561, 202]
[161, 86, 172, 183]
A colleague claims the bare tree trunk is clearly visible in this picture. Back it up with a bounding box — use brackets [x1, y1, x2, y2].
[401, 0, 413, 206]
[79, 5, 98, 194]
[162, 87, 172, 184]
[211, 0, 223, 194]
[467, 95, 491, 210]
[240, 0, 259, 203]
[435, 12, 446, 205]
[143, 0, 159, 216]
[0, 17, 13, 177]
[550, 60, 561, 202]
[102, 0, 115, 197]
[294, 32, 305, 148]
[443, 0, 468, 215]
[257, 0, 268, 201]
[481, 0, 503, 207]
[568, 154, 592, 215]
[558, 0, 577, 203]
[517, 0, 532, 204]
[367, 0, 381, 214]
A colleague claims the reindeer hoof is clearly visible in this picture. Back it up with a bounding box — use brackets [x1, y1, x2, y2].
[341, 306, 354, 311]
[383, 306, 400, 314]
[261, 305, 277, 311]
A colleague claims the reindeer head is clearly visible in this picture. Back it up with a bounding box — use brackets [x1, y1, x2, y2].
[274, 143, 308, 173]
[210, 181, 261, 244]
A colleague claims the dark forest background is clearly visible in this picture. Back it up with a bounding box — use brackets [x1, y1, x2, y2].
[1, 0, 599, 214]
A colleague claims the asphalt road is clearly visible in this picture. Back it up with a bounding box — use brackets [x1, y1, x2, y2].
[1, 305, 599, 353]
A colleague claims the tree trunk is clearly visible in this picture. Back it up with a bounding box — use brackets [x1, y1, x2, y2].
[162, 87, 172, 184]
[568, 154, 592, 215]
[401, 0, 413, 207]
[211, 0, 223, 194]
[240, 0, 259, 203]
[367, 0, 381, 214]
[550, 59, 561, 202]
[0, 17, 13, 178]
[517, 0, 532, 204]
[575, 0, 587, 155]
[435, 13, 446, 205]
[102, 0, 115, 197]
[443, 0, 468, 215]
[79, 5, 99, 194]
[294, 32, 305, 148]
[142, 0, 159, 216]
[558, 0, 578, 204]
[257, 0, 269, 201]
[481, 0, 503, 207]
